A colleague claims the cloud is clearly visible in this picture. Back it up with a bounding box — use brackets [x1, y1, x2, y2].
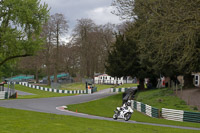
[40, 0, 123, 38]
[86, 6, 122, 25]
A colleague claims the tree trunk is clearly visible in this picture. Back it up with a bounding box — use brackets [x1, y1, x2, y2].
[184, 74, 194, 89]
[138, 78, 145, 90]
[47, 65, 51, 86]
[54, 70, 57, 83]
[54, 23, 59, 83]
[35, 68, 39, 83]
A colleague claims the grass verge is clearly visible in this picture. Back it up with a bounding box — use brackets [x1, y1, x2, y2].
[0, 107, 198, 133]
[12, 84, 73, 99]
[60, 83, 86, 90]
[117, 83, 138, 88]
[67, 93, 200, 128]
[136, 88, 196, 112]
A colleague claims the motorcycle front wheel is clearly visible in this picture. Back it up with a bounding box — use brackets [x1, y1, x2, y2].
[113, 114, 118, 120]
[124, 113, 131, 121]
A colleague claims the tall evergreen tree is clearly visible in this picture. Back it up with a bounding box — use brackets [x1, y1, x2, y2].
[106, 33, 148, 88]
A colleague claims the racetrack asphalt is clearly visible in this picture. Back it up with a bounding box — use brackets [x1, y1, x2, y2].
[0, 92, 200, 131]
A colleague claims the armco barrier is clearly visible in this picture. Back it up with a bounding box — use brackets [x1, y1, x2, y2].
[162, 108, 200, 123]
[111, 87, 137, 93]
[132, 100, 160, 118]
[17, 82, 88, 94]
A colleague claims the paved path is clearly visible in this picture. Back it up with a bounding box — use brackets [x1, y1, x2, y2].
[0, 93, 200, 131]
[4, 88, 35, 95]
[177, 88, 200, 110]
[95, 88, 111, 94]
[16, 90, 35, 95]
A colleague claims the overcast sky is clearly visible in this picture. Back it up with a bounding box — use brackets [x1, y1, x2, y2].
[40, 0, 123, 34]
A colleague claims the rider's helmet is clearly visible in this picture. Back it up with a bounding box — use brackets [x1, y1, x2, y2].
[127, 100, 131, 106]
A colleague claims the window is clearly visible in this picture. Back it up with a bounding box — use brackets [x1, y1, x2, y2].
[195, 75, 199, 86]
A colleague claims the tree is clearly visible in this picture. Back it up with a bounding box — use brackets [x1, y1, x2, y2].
[41, 18, 56, 85]
[73, 18, 96, 78]
[50, 13, 68, 83]
[0, 0, 49, 66]
[17, 52, 43, 83]
[72, 19, 115, 78]
[106, 33, 143, 88]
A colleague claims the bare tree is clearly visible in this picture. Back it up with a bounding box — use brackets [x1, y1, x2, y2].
[41, 20, 55, 85]
[72, 19, 115, 78]
[17, 52, 43, 83]
[50, 13, 69, 83]
[73, 18, 96, 77]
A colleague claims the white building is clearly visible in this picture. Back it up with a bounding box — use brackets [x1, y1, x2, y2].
[94, 74, 124, 85]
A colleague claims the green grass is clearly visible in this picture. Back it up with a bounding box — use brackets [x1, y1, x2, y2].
[39, 84, 51, 88]
[67, 94, 122, 117]
[67, 93, 200, 128]
[60, 83, 86, 90]
[11, 85, 73, 99]
[0, 107, 198, 133]
[117, 83, 138, 88]
[94, 84, 114, 91]
[136, 88, 196, 111]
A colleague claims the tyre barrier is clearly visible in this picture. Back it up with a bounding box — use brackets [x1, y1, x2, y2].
[132, 100, 200, 123]
[162, 108, 200, 123]
[111, 87, 137, 93]
[0, 91, 8, 99]
[132, 100, 160, 118]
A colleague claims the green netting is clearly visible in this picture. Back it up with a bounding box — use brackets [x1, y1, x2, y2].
[50, 73, 69, 79]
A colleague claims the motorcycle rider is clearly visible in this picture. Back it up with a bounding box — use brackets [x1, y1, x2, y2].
[118, 100, 131, 113]
[113, 100, 133, 121]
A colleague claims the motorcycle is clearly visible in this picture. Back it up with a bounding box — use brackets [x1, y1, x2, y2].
[113, 101, 134, 121]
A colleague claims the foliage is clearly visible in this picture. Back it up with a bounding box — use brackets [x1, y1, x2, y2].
[0, 62, 18, 79]
[106, 33, 140, 78]
[0, 0, 49, 66]
[117, 83, 138, 88]
[111, 0, 200, 87]
[73, 19, 115, 78]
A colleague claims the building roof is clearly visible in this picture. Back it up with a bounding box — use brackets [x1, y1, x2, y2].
[5, 75, 34, 81]
[43, 73, 69, 80]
